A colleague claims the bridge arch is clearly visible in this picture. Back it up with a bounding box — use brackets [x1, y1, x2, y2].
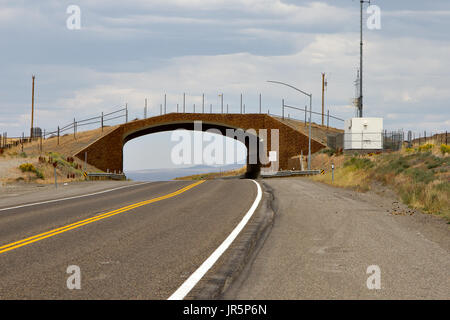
[123, 120, 262, 178]
[75, 113, 326, 178]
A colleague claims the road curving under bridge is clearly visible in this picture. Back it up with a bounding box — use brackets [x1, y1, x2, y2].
[0, 179, 275, 299]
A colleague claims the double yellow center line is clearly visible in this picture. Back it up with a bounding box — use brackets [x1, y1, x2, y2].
[0, 180, 205, 255]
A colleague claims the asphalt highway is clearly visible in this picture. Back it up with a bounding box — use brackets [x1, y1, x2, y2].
[0, 180, 257, 299]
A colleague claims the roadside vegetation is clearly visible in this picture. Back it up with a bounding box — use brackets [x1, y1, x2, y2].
[14, 152, 86, 183]
[19, 163, 44, 180]
[0, 127, 109, 185]
[312, 144, 450, 220]
[0, 150, 87, 184]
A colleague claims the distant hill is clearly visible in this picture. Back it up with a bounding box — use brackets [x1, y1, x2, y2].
[125, 163, 245, 181]
[186, 163, 244, 170]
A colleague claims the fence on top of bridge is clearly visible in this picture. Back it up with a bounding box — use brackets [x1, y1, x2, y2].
[0, 94, 347, 152]
[1, 93, 448, 153]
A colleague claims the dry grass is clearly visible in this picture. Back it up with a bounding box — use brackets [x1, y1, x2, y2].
[277, 117, 343, 145]
[2, 152, 91, 185]
[311, 152, 346, 171]
[174, 166, 247, 180]
[313, 164, 372, 192]
[0, 126, 117, 185]
[5, 125, 119, 159]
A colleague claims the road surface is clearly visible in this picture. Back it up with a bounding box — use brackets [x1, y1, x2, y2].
[0, 180, 258, 299]
[227, 178, 450, 299]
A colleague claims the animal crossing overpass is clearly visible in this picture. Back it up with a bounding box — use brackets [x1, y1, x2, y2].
[74, 113, 326, 177]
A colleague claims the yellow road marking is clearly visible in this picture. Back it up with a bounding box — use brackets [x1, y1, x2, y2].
[0, 180, 205, 255]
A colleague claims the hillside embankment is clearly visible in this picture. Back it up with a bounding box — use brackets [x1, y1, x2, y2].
[311, 143, 450, 221]
[0, 127, 115, 186]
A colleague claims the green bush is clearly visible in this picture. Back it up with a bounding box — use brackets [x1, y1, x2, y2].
[404, 168, 435, 184]
[424, 155, 448, 169]
[18, 163, 44, 179]
[440, 144, 450, 155]
[418, 143, 434, 152]
[320, 148, 335, 157]
[35, 169, 44, 179]
[344, 157, 374, 170]
[386, 158, 410, 174]
[426, 159, 443, 169]
[19, 163, 36, 172]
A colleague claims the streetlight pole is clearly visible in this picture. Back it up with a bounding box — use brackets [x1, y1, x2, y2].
[308, 95, 312, 170]
[30, 75, 35, 139]
[267, 80, 313, 170]
[359, 0, 363, 117]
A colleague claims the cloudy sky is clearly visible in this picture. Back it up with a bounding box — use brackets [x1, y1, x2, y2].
[1, 1, 449, 169]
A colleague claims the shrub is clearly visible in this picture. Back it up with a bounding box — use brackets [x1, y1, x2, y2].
[19, 152, 27, 158]
[19, 163, 36, 173]
[19, 163, 44, 179]
[386, 157, 410, 174]
[426, 159, 443, 169]
[344, 157, 374, 170]
[418, 143, 434, 152]
[35, 169, 44, 179]
[320, 148, 335, 156]
[440, 144, 450, 155]
[404, 168, 435, 184]
[424, 155, 448, 169]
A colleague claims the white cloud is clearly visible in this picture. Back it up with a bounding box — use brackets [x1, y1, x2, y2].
[1, 0, 449, 139]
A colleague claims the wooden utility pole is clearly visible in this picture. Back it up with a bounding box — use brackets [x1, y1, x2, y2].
[321, 73, 326, 126]
[30, 75, 35, 138]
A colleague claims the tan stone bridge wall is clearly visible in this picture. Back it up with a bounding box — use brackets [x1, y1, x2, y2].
[74, 113, 325, 177]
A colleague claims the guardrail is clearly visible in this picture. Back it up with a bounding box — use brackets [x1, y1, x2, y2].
[261, 170, 321, 178]
[86, 172, 126, 181]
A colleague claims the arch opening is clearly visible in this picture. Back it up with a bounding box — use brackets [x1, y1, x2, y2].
[123, 121, 262, 180]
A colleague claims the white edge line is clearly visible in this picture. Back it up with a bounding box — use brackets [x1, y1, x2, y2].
[0, 182, 154, 212]
[168, 179, 262, 300]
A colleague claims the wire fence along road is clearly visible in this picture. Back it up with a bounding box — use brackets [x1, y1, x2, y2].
[44, 106, 128, 139]
[282, 103, 345, 127]
[323, 130, 404, 151]
[326, 131, 448, 152]
[0, 106, 128, 152]
[410, 131, 449, 146]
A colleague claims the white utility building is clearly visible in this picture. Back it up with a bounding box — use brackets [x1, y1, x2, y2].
[344, 117, 383, 150]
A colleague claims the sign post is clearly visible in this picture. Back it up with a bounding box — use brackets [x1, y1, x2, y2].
[331, 163, 335, 183]
[53, 162, 58, 189]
